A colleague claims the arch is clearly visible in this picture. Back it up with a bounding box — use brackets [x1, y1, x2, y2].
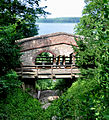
[36, 50, 56, 57]
[16, 32, 80, 80]
[32, 49, 56, 64]
[17, 32, 79, 66]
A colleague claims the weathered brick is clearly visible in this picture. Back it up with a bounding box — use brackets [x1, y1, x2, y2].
[17, 32, 78, 65]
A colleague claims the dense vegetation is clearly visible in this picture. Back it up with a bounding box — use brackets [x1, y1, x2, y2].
[36, 78, 73, 92]
[0, 0, 48, 37]
[43, 0, 109, 119]
[0, 0, 47, 94]
[36, 17, 80, 23]
[0, 0, 47, 119]
[0, 0, 109, 120]
[0, 88, 44, 120]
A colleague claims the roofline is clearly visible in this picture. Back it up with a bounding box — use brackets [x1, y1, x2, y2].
[16, 32, 80, 44]
[20, 42, 78, 52]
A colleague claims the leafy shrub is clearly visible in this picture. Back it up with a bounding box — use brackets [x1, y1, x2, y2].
[35, 78, 73, 91]
[0, 70, 21, 97]
[36, 79, 55, 90]
[0, 25, 22, 76]
[44, 76, 108, 120]
[0, 88, 44, 120]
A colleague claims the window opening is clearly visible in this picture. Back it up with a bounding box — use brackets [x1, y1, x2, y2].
[35, 52, 53, 65]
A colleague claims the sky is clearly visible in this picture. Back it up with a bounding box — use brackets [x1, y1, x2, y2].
[40, 0, 85, 18]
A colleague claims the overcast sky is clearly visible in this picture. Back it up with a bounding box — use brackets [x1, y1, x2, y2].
[40, 0, 85, 18]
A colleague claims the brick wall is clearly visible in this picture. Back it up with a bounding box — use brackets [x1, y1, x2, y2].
[18, 32, 78, 65]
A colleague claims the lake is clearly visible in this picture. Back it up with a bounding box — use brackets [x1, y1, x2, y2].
[36, 23, 77, 35]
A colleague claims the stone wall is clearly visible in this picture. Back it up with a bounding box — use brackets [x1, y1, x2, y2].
[18, 32, 78, 66]
[21, 44, 74, 65]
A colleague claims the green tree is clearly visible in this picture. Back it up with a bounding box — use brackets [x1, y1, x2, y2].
[44, 1, 109, 119]
[0, 0, 48, 37]
[0, 0, 48, 75]
[0, 0, 48, 95]
[37, 17, 80, 23]
[0, 24, 22, 75]
[74, 0, 109, 119]
[0, 24, 22, 95]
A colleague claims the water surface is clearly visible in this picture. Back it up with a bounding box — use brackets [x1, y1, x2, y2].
[36, 23, 77, 35]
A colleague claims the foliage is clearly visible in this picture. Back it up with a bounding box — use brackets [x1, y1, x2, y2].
[0, 24, 22, 76]
[0, 70, 21, 97]
[36, 78, 72, 91]
[74, 0, 109, 118]
[37, 17, 80, 23]
[0, 0, 108, 119]
[0, 88, 44, 120]
[35, 52, 51, 64]
[43, 0, 109, 119]
[0, 1, 49, 120]
[0, 0, 48, 37]
[0, 0, 48, 96]
[36, 79, 55, 90]
[44, 77, 108, 119]
[54, 78, 74, 91]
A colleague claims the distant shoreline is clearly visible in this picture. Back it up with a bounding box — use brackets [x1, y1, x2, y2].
[36, 17, 80, 23]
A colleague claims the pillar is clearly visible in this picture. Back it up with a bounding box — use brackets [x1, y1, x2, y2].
[57, 55, 61, 65]
[62, 55, 65, 65]
[73, 55, 75, 65]
[69, 54, 72, 64]
[53, 55, 56, 65]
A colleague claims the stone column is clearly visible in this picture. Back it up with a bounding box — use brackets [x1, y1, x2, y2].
[53, 55, 56, 65]
[57, 55, 61, 65]
[62, 55, 65, 65]
[69, 54, 72, 64]
[73, 55, 75, 65]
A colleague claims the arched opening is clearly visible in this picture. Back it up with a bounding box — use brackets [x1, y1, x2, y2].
[35, 52, 75, 66]
[35, 52, 54, 65]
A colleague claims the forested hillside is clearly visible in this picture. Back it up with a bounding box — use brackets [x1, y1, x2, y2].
[36, 17, 80, 23]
